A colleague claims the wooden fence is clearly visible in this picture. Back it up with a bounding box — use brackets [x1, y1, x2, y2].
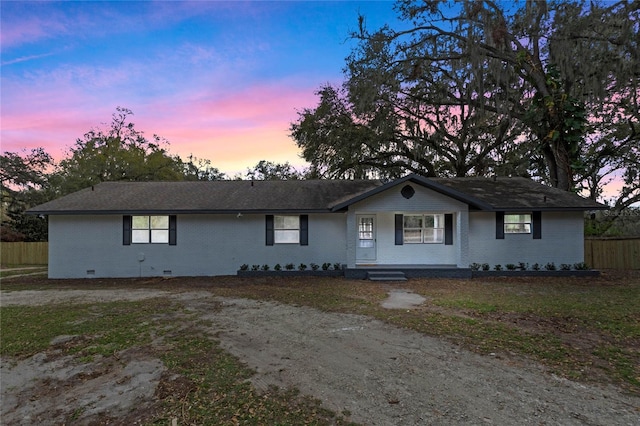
[1, 242, 48, 266]
[584, 238, 640, 270]
[1, 239, 638, 269]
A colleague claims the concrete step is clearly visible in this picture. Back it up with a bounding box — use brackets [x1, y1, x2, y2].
[367, 271, 407, 281]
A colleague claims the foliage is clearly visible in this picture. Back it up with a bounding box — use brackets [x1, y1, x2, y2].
[290, 0, 639, 206]
[50, 107, 186, 196]
[1, 108, 230, 241]
[245, 160, 304, 180]
[0, 148, 54, 241]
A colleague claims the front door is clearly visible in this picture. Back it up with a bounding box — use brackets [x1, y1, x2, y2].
[356, 215, 376, 262]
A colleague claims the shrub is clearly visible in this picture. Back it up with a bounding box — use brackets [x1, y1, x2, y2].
[482, 263, 490, 271]
[518, 262, 528, 270]
[545, 262, 557, 271]
[333, 262, 342, 270]
[285, 263, 295, 270]
[310, 263, 319, 271]
[274, 263, 282, 271]
[298, 263, 307, 271]
[494, 264, 502, 271]
[505, 264, 517, 271]
[239, 264, 249, 271]
[261, 264, 270, 271]
[251, 264, 260, 271]
[322, 262, 331, 271]
[560, 263, 572, 271]
[531, 263, 541, 271]
[573, 262, 589, 270]
[470, 263, 482, 271]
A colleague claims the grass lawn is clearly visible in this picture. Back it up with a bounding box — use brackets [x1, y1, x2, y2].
[1, 271, 639, 423]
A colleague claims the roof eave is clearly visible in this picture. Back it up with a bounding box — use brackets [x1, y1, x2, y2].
[27, 208, 336, 215]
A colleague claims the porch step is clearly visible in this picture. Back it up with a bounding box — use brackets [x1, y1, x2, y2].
[367, 271, 407, 281]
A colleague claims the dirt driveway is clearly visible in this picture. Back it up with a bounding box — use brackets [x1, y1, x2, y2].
[2, 288, 640, 425]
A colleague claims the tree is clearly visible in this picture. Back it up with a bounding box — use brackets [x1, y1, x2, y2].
[0, 148, 53, 241]
[291, 0, 639, 205]
[182, 155, 227, 181]
[245, 160, 304, 180]
[51, 107, 187, 195]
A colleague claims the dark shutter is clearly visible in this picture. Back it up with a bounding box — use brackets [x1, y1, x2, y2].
[395, 214, 403, 245]
[532, 211, 542, 239]
[496, 212, 505, 239]
[169, 215, 177, 245]
[265, 215, 274, 246]
[123, 215, 132, 245]
[444, 214, 453, 245]
[300, 215, 308, 246]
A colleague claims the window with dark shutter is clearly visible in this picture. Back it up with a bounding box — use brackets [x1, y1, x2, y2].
[123, 215, 132, 245]
[532, 211, 542, 239]
[265, 215, 274, 246]
[300, 215, 309, 246]
[444, 213, 453, 245]
[395, 214, 403, 245]
[496, 212, 505, 239]
[169, 215, 177, 245]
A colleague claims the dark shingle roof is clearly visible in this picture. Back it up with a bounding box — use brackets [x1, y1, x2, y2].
[27, 180, 383, 214]
[430, 177, 604, 211]
[27, 175, 605, 215]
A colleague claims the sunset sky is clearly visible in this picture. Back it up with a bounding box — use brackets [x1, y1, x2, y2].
[2, 1, 401, 176]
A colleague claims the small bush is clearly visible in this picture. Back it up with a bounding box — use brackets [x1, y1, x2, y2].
[310, 263, 319, 271]
[545, 262, 557, 271]
[494, 264, 503, 271]
[470, 263, 482, 271]
[505, 264, 517, 271]
[482, 263, 490, 271]
[333, 262, 342, 270]
[298, 263, 307, 271]
[261, 264, 270, 271]
[518, 262, 528, 270]
[239, 264, 249, 271]
[322, 262, 331, 271]
[285, 263, 295, 270]
[531, 263, 541, 271]
[274, 263, 282, 271]
[574, 262, 589, 270]
[251, 265, 260, 271]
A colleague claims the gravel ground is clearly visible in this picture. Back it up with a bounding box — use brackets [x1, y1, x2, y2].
[2, 288, 639, 425]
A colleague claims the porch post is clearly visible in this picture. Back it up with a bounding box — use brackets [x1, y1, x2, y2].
[456, 209, 470, 268]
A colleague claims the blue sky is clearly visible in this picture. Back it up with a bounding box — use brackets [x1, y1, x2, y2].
[1, 1, 401, 175]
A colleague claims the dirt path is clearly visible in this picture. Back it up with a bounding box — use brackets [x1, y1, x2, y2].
[2, 289, 639, 425]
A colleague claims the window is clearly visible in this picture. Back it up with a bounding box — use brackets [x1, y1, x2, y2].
[504, 213, 532, 234]
[403, 214, 444, 244]
[358, 217, 374, 248]
[132, 215, 169, 243]
[274, 215, 300, 244]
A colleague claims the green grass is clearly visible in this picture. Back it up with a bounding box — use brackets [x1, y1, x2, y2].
[0, 266, 47, 279]
[0, 299, 168, 359]
[0, 294, 358, 425]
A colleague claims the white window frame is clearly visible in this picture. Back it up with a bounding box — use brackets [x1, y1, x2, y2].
[274, 215, 300, 244]
[504, 213, 532, 234]
[403, 214, 444, 244]
[358, 216, 374, 248]
[132, 215, 170, 244]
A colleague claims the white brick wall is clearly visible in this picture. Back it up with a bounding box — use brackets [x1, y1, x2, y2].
[468, 211, 585, 267]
